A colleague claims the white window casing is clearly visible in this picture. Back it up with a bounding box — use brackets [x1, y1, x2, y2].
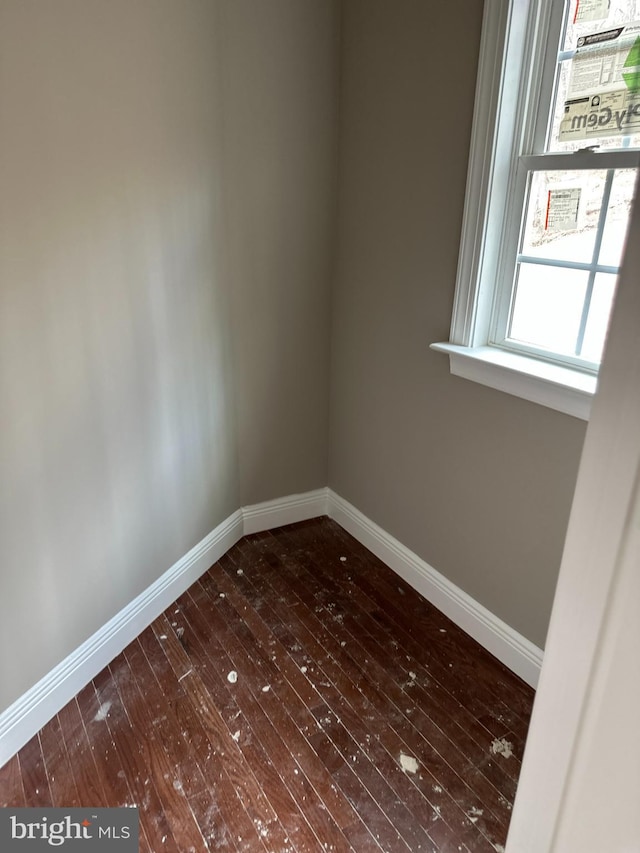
[433, 0, 640, 420]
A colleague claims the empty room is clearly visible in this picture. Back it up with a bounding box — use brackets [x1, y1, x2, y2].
[1, 1, 638, 851]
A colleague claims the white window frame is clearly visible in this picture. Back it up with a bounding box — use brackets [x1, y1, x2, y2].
[431, 0, 640, 420]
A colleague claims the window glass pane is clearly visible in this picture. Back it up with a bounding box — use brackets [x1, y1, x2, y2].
[562, 0, 590, 51]
[520, 170, 607, 263]
[508, 264, 588, 355]
[598, 168, 637, 264]
[580, 272, 617, 361]
[548, 0, 640, 152]
[562, 0, 640, 53]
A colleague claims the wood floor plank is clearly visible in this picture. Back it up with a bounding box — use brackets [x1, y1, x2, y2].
[38, 713, 81, 808]
[72, 680, 154, 852]
[17, 733, 53, 808]
[125, 637, 210, 803]
[150, 613, 276, 853]
[203, 565, 373, 836]
[204, 589, 381, 852]
[177, 582, 348, 851]
[0, 753, 26, 808]
[114, 644, 212, 852]
[97, 662, 193, 853]
[57, 695, 115, 810]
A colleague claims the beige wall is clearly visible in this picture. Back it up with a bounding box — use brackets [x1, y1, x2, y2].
[220, 0, 338, 505]
[0, 0, 337, 712]
[329, 0, 587, 649]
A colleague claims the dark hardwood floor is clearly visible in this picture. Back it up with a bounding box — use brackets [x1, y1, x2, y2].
[0, 517, 534, 852]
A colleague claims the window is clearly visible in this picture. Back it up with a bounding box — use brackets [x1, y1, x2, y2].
[432, 0, 640, 419]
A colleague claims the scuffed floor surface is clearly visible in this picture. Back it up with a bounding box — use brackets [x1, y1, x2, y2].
[0, 517, 534, 851]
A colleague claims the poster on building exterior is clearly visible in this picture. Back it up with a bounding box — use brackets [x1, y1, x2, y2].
[574, 0, 611, 24]
[559, 22, 640, 141]
[544, 188, 582, 231]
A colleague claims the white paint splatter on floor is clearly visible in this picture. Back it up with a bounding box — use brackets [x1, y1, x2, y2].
[399, 753, 419, 774]
[339, 556, 347, 562]
[300, 666, 308, 674]
[499, 794, 513, 811]
[490, 737, 514, 759]
[466, 806, 484, 823]
[236, 569, 244, 576]
[262, 685, 270, 693]
[227, 670, 238, 684]
[93, 702, 112, 722]
[232, 731, 240, 742]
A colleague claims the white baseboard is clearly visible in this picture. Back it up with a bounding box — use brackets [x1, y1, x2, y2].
[0, 510, 243, 769]
[0, 490, 329, 767]
[0, 486, 542, 768]
[242, 488, 329, 535]
[327, 490, 543, 688]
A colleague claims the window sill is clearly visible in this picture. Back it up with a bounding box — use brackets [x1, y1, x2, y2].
[430, 342, 596, 420]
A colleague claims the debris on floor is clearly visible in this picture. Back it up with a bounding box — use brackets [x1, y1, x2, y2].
[399, 753, 419, 774]
[490, 737, 514, 759]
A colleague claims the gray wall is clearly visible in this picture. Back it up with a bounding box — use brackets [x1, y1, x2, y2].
[220, 0, 338, 505]
[328, 0, 587, 649]
[0, 0, 337, 713]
